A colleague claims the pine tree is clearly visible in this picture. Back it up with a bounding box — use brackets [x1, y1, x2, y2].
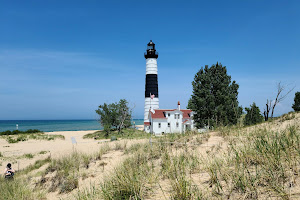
[188, 63, 242, 128]
[244, 102, 264, 125]
[292, 92, 300, 111]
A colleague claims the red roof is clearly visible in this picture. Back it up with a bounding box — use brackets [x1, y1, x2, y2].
[151, 109, 192, 119]
[182, 109, 192, 119]
[144, 122, 150, 126]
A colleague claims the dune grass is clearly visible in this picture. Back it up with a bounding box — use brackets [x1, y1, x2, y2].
[206, 124, 300, 199]
[4, 113, 299, 199]
[76, 116, 300, 199]
[83, 128, 151, 140]
[20, 157, 52, 175]
[39, 144, 111, 194]
[0, 177, 45, 200]
[2, 133, 65, 143]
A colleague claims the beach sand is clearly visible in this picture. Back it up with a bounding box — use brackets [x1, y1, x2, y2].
[0, 130, 102, 171]
[0, 130, 148, 199]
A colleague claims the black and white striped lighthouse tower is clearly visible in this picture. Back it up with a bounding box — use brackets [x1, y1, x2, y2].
[144, 40, 159, 127]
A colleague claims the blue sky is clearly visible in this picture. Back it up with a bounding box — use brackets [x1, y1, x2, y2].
[0, 0, 299, 120]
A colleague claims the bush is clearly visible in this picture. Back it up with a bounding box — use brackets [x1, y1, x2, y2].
[6, 137, 18, 143]
[24, 153, 34, 159]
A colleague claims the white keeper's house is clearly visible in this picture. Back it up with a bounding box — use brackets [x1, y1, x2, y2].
[145, 101, 195, 135]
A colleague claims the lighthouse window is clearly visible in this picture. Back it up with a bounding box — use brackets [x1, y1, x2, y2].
[168, 123, 170, 128]
[168, 113, 170, 117]
[158, 123, 161, 128]
[176, 122, 179, 128]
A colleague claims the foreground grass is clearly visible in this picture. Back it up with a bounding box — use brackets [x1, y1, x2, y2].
[207, 124, 300, 199]
[0, 177, 45, 200]
[39, 144, 111, 193]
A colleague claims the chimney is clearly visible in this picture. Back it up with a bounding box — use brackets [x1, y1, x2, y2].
[177, 101, 180, 110]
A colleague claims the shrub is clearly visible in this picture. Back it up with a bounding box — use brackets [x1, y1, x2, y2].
[6, 137, 18, 143]
[24, 153, 34, 159]
[39, 151, 48, 154]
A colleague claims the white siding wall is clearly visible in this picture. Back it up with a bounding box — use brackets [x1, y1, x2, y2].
[168, 111, 182, 133]
[152, 119, 169, 134]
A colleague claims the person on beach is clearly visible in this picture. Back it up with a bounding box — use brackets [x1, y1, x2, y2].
[4, 163, 15, 179]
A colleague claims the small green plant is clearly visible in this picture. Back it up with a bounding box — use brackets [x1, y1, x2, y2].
[39, 151, 48, 154]
[24, 153, 34, 159]
[6, 136, 18, 143]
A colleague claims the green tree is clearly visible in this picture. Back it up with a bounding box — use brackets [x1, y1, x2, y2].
[292, 91, 300, 111]
[95, 99, 132, 135]
[188, 63, 242, 128]
[244, 102, 264, 125]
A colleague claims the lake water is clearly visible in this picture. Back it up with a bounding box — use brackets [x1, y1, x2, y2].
[0, 119, 144, 132]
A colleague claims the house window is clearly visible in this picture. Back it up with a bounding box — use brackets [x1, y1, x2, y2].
[158, 123, 161, 128]
[176, 122, 179, 128]
[168, 113, 170, 117]
[168, 123, 170, 128]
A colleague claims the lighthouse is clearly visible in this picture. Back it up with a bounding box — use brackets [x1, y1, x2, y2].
[144, 40, 159, 131]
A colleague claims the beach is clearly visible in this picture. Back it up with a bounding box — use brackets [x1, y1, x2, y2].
[0, 129, 147, 199]
[0, 130, 101, 170]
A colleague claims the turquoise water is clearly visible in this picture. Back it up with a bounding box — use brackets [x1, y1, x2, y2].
[0, 119, 144, 132]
